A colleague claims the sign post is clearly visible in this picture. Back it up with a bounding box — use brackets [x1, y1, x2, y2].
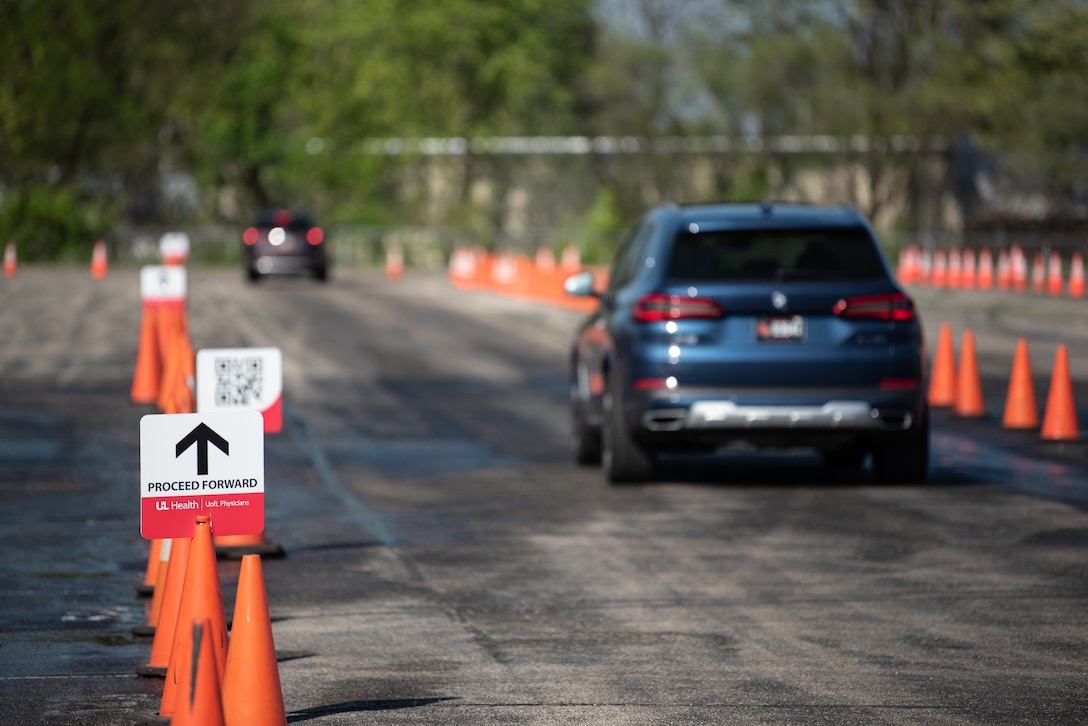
[140, 411, 264, 539]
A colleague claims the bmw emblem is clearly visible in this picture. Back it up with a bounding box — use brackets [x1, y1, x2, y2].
[771, 291, 788, 311]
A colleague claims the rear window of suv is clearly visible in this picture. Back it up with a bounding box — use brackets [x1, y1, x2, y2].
[256, 209, 315, 230]
[666, 227, 887, 282]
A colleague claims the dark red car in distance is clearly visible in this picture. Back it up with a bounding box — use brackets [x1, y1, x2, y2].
[243, 209, 328, 282]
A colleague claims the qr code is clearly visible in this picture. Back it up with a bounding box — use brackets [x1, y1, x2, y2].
[214, 356, 263, 406]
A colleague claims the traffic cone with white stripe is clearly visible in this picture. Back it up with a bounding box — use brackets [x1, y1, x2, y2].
[385, 242, 404, 280]
[3, 241, 16, 278]
[91, 239, 108, 279]
[977, 248, 994, 290]
[1069, 253, 1085, 298]
[1046, 251, 1063, 296]
[137, 538, 164, 597]
[137, 536, 191, 676]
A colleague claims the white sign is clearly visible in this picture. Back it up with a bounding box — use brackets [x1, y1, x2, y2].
[140, 265, 187, 303]
[196, 347, 283, 433]
[160, 232, 191, 264]
[140, 411, 264, 539]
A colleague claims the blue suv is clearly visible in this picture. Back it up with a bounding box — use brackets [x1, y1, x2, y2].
[565, 202, 928, 484]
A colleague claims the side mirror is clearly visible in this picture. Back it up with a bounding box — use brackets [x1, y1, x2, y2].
[563, 270, 598, 298]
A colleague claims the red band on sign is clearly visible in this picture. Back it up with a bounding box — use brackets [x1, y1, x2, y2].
[140, 493, 264, 539]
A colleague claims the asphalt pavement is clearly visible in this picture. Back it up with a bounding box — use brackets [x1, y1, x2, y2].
[0, 266, 1086, 725]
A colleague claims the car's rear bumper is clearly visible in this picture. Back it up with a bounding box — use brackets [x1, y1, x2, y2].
[250, 254, 325, 275]
[626, 387, 924, 450]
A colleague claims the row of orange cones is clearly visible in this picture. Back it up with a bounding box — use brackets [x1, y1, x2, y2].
[928, 322, 1079, 441]
[134, 517, 287, 725]
[132, 302, 196, 415]
[446, 245, 610, 312]
[898, 244, 1086, 297]
[3, 239, 109, 278]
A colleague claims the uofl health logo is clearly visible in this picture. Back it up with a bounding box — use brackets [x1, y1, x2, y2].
[140, 411, 264, 539]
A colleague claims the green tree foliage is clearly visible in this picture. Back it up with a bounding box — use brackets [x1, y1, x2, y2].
[3, 0, 1088, 256]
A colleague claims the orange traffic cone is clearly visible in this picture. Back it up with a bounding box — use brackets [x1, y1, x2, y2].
[159, 516, 228, 718]
[919, 248, 932, 285]
[1040, 345, 1080, 442]
[132, 304, 162, 405]
[1046, 251, 1063, 296]
[928, 322, 957, 407]
[560, 243, 581, 273]
[136, 539, 173, 637]
[954, 329, 986, 417]
[222, 555, 288, 726]
[1069, 253, 1085, 298]
[896, 245, 913, 284]
[385, 242, 404, 280]
[169, 618, 226, 726]
[947, 247, 962, 289]
[91, 239, 108, 279]
[977, 248, 994, 290]
[961, 248, 976, 289]
[1002, 338, 1039, 430]
[155, 304, 181, 413]
[1011, 245, 1028, 292]
[157, 306, 195, 414]
[137, 536, 192, 677]
[996, 249, 1011, 291]
[138, 538, 164, 596]
[3, 241, 15, 278]
[1032, 252, 1046, 294]
[931, 249, 948, 288]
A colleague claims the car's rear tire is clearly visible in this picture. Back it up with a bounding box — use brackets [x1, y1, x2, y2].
[602, 387, 655, 484]
[871, 408, 930, 484]
[822, 445, 868, 470]
[571, 383, 602, 466]
[313, 265, 328, 282]
[246, 267, 261, 283]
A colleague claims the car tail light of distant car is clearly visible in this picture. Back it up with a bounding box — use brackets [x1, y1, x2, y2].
[832, 292, 915, 321]
[633, 293, 725, 322]
[243, 227, 259, 245]
[306, 227, 325, 245]
[634, 376, 679, 391]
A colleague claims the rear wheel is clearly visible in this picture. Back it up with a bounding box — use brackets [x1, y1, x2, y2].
[822, 445, 868, 470]
[602, 387, 655, 484]
[871, 408, 930, 484]
[570, 382, 601, 466]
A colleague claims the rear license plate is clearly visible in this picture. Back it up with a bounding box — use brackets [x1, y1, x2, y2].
[757, 315, 805, 341]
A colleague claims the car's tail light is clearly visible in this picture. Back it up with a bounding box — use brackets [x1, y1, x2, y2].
[633, 293, 724, 322]
[243, 227, 259, 246]
[880, 378, 919, 390]
[634, 377, 678, 390]
[833, 292, 914, 321]
[307, 227, 324, 245]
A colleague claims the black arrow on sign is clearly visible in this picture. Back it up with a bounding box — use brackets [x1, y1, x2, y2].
[175, 423, 229, 476]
